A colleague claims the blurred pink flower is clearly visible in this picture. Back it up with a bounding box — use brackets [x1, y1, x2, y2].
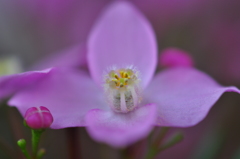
[4, 2, 239, 147]
[159, 47, 194, 68]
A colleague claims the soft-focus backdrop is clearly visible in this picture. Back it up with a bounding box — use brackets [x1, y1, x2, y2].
[0, 0, 240, 159]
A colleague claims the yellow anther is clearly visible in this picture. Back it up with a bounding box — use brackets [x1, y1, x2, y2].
[120, 71, 124, 78]
[112, 79, 118, 82]
[105, 67, 139, 90]
[114, 75, 119, 80]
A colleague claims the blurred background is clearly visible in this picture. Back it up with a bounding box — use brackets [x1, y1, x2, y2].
[0, 0, 240, 158]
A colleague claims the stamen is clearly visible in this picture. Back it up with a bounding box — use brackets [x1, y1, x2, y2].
[114, 75, 119, 80]
[104, 66, 142, 113]
[130, 87, 138, 107]
[120, 92, 127, 112]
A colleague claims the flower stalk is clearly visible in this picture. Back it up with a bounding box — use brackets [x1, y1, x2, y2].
[17, 139, 31, 159]
[37, 148, 46, 159]
[145, 128, 184, 159]
[37, 149, 46, 159]
[17, 106, 53, 159]
[31, 129, 44, 159]
[158, 132, 184, 152]
[153, 127, 170, 147]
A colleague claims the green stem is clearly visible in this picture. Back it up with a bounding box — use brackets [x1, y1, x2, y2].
[145, 147, 158, 159]
[145, 129, 183, 159]
[153, 127, 170, 147]
[17, 139, 31, 159]
[31, 130, 43, 159]
[144, 127, 169, 159]
[37, 148, 46, 159]
[147, 128, 156, 147]
[159, 132, 184, 152]
[20, 148, 31, 159]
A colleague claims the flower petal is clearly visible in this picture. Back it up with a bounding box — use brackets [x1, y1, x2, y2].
[32, 44, 87, 70]
[144, 67, 240, 127]
[0, 68, 53, 100]
[88, 1, 157, 88]
[9, 68, 108, 128]
[85, 104, 157, 148]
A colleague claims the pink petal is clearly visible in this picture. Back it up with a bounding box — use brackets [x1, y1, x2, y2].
[0, 68, 53, 100]
[85, 104, 157, 148]
[88, 1, 157, 88]
[144, 67, 240, 127]
[159, 47, 194, 68]
[32, 44, 87, 70]
[9, 68, 108, 128]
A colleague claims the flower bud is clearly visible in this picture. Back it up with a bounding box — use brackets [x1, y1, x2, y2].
[17, 139, 27, 148]
[159, 47, 194, 68]
[24, 106, 53, 129]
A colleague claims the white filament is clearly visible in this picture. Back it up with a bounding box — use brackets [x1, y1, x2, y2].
[130, 87, 138, 108]
[120, 92, 127, 112]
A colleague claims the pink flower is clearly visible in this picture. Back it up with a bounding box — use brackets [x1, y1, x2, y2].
[159, 47, 194, 68]
[3, 1, 240, 147]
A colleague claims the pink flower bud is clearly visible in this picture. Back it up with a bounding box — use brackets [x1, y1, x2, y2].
[24, 106, 53, 129]
[159, 47, 194, 68]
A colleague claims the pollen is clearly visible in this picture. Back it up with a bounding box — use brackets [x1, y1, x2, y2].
[104, 66, 142, 113]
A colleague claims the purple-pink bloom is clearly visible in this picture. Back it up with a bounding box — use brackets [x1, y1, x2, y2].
[159, 47, 194, 68]
[24, 106, 53, 129]
[5, 1, 240, 147]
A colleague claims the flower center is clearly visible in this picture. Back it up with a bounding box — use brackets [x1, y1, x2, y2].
[104, 66, 142, 113]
